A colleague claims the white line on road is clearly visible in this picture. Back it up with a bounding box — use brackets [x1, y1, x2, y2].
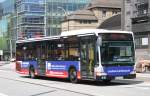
[0, 93, 8, 96]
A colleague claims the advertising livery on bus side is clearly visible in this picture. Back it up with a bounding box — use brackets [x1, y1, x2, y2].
[16, 29, 136, 83]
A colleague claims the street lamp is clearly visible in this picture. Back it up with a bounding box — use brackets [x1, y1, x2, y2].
[8, 38, 16, 61]
[57, 7, 69, 31]
[44, 0, 47, 36]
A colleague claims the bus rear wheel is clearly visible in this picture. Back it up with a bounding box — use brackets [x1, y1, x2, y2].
[69, 68, 78, 83]
[29, 67, 36, 79]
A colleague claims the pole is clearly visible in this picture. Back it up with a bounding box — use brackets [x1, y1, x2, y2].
[57, 7, 69, 31]
[44, 0, 47, 36]
[68, 15, 69, 31]
[9, 39, 13, 59]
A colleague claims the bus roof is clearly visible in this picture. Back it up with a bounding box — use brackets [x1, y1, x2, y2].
[61, 29, 133, 37]
[16, 36, 60, 43]
[16, 29, 133, 43]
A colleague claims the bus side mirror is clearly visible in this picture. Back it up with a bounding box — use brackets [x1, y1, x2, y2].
[97, 37, 102, 46]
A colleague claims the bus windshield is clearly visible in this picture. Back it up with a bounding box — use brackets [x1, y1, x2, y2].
[99, 33, 134, 63]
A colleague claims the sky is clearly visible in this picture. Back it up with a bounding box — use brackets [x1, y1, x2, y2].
[0, 0, 5, 3]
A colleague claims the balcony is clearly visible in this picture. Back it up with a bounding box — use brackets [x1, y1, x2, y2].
[132, 13, 150, 24]
[136, 0, 148, 5]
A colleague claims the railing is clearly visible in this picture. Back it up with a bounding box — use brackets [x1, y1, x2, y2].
[136, 0, 148, 4]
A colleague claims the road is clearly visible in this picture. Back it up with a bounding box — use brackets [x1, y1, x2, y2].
[0, 62, 150, 96]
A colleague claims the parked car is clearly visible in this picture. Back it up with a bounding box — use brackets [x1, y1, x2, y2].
[136, 59, 150, 73]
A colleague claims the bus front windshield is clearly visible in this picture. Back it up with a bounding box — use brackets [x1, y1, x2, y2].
[99, 33, 134, 63]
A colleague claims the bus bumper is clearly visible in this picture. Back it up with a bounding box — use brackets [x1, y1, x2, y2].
[96, 74, 136, 81]
[123, 74, 136, 79]
[96, 75, 115, 81]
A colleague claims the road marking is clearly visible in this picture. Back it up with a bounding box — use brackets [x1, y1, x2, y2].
[0, 93, 8, 96]
[123, 83, 150, 90]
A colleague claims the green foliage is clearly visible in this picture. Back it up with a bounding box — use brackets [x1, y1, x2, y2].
[0, 37, 8, 50]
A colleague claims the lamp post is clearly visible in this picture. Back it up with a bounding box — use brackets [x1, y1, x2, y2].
[44, 0, 47, 36]
[8, 38, 16, 60]
[57, 7, 69, 31]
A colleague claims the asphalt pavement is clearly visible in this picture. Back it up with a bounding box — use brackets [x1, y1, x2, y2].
[0, 62, 150, 96]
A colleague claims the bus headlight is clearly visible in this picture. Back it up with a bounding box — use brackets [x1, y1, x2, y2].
[96, 72, 107, 76]
[95, 66, 107, 76]
[130, 69, 136, 74]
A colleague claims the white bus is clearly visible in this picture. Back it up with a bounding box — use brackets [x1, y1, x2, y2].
[16, 29, 136, 83]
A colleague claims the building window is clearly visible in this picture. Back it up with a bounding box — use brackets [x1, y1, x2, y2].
[142, 37, 148, 45]
[112, 11, 118, 15]
[135, 35, 148, 48]
[80, 20, 96, 24]
[126, 0, 131, 3]
[102, 10, 106, 17]
[137, 3, 148, 16]
[126, 11, 130, 15]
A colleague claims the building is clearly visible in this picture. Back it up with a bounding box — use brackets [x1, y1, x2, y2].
[61, 0, 121, 31]
[122, 0, 133, 31]
[61, 9, 98, 32]
[15, 0, 46, 39]
[123, 0, 150, 60]
[15, 0, 90, 39]
[0, 0, 15, 60]
[98, 14, 121, 30]
[88, 0, 121, 24]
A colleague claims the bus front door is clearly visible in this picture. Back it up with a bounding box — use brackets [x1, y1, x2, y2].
[80, 39, 94, 79]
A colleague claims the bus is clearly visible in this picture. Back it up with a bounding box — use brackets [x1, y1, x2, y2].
[16, 29, 136, 83]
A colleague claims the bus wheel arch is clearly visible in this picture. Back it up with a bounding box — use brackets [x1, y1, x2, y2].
[29, 65, 36, 79]
[68, 66, 78, 83]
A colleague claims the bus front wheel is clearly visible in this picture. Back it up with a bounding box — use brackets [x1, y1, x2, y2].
[29, 67, 36, 79]
[102, 79, 111, 84]
[69, 68, 78, 83]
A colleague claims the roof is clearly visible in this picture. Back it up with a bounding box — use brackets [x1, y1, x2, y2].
[98, 14, 121, 30]
[87, 0, 122, 9]
[64, 9, 98, 21]
[64, 0, 122, 21]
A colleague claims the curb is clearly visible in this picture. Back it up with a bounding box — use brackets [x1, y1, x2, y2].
[136, 73, 150, 78]
[0, 61, 10, 66]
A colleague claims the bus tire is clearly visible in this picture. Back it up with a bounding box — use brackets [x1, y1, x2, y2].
[69, 68, 78, 83]
[102, 79, 111, 84]
[29, 67, 36, 79]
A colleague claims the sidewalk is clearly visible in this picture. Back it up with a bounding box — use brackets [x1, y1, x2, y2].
[137, 73, 150, 78]
[0, 61, 10, 66]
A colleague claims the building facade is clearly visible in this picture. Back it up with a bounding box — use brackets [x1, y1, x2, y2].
[0, 0, 15, 60]
[46, 0, 90, 36]
[61, 9, 98, 32]
[16, 0, 46, 39]
[122, 0, 133, 31]
[61, 0, 121, 31]
[88, 0, 121, 25]
[127, 0, 150, 60]
[15, 0, 90, 39]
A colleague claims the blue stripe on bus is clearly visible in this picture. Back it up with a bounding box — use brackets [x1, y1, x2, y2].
[46, 61, 80, 71]
[104, 66, 134, 76]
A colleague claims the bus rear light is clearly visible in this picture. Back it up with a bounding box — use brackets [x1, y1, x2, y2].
[16, 61, 21, 71]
